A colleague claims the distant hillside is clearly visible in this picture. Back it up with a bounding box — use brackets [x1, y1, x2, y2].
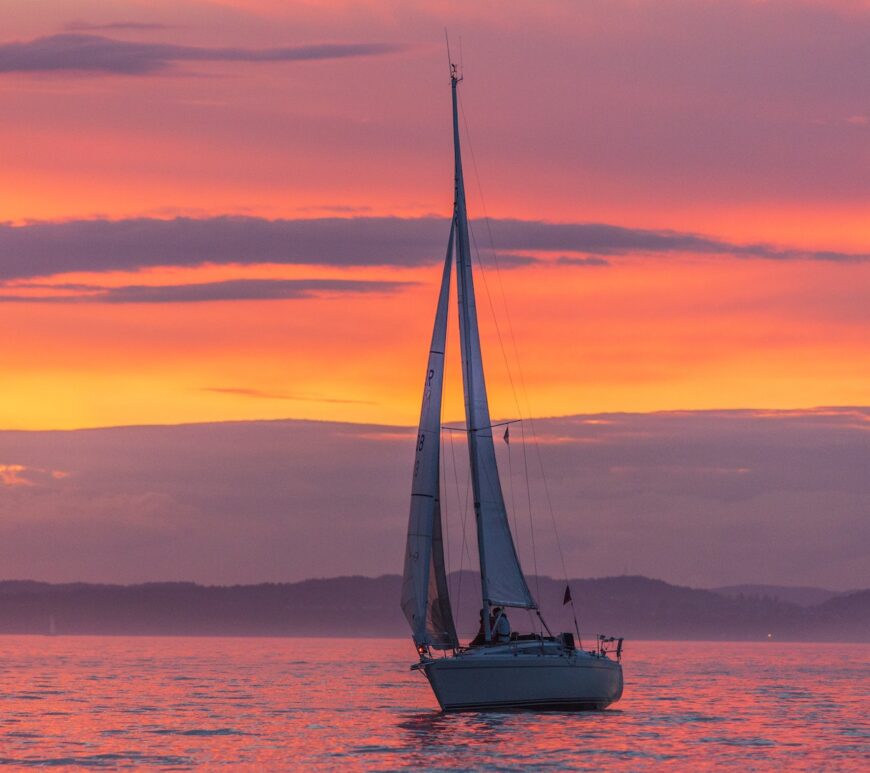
[711, 584, 846, 607]
[0, 575, 866, 642]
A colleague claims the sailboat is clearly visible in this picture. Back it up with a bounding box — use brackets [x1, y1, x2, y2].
[400, 64, 624, 712]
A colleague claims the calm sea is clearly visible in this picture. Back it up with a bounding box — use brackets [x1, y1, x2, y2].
[0, 636, 866, 770]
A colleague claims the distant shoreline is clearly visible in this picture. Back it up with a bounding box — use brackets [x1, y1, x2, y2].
[2, 574, 866, 642]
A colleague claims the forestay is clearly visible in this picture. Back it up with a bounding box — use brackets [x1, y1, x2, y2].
[400, 223, 459, 650]
[450, 75, 536, 611]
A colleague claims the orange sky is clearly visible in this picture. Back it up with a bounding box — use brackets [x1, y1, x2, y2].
[1, 0, 868, 430]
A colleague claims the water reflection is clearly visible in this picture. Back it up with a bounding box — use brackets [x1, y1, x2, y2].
[0, 637, 865, 770]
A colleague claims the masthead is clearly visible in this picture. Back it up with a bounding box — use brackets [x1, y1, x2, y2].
[445, 29, 462, 84]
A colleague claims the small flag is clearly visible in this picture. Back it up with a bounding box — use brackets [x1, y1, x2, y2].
[503, 426, 510, 445]
[563, 584, 572, 605]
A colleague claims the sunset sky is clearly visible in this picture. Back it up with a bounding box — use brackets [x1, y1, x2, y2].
[1, 1, 868, 589]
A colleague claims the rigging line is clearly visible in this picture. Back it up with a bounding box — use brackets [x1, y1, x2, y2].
[455, 430, 474, 568]
[440, 426, 450, 578]
[506, 423, 520, 552]
[458, 96, 525, 422]
[447, 426, 463, 616]
[460, 92, 545, 611]
[448, 422, 472, 621]
[444, 29, 453, 75]
[510, 400, 570, 589]
[460, 96, 536, 590]
[459, 90, 572, 591]
[471, 431, 535, 610]
[530, 422, 569, 582]
[439, 274, 453, 582]
[459, 98, 524, 418]
[441, 419, 520, 432]
[519, 420, 541, 609]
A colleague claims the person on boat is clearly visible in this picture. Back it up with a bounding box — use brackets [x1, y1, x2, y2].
[469, 608, 487, 646]
[493, 607, 511, 642]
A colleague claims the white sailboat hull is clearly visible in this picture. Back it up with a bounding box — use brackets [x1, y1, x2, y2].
[421, 643, 623, 711]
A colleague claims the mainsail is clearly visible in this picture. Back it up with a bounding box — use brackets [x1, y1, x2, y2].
[400, 223, 459, 649]
[450, 72, 536, 611]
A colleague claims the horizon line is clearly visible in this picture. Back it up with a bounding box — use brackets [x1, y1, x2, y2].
[1, 404, 867, 434]
[0, 573, 863, 594]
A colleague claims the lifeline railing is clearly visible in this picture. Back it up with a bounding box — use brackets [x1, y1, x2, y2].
[596, 635, 624, 661]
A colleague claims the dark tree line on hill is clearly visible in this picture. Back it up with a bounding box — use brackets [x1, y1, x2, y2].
[0, 574, 866, 641]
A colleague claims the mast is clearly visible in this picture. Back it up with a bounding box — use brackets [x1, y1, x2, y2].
[450, 65, 536, 642]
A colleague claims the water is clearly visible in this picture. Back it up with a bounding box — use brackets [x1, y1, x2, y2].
[0, 637, 866, 770]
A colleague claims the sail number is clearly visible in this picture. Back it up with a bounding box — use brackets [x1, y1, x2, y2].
[413, 433, 426, 478]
